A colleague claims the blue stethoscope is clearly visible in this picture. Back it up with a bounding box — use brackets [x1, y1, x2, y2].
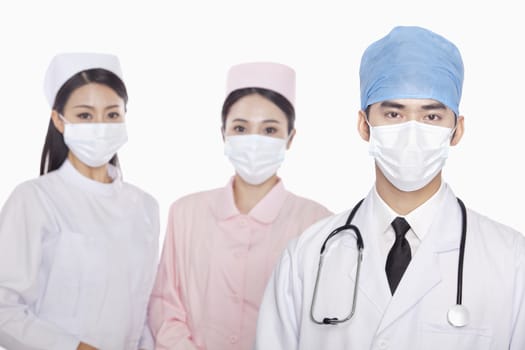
[310, 198, 469, 328]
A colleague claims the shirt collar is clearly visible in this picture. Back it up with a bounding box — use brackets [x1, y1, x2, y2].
[405, 182, 447, 241]
[372, 182, 448, 240]
[213, 177, 288, 224]
[57, 159, 123, 196]
[371, 187, 398, 238]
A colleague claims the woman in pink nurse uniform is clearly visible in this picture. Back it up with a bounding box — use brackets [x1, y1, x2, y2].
[148, 62, 332, 350]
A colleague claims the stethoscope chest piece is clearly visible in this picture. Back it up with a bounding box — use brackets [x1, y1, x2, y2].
[447, 304, 469, 328]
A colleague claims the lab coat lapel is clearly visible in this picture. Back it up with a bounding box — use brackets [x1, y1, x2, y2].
[377, 188, 461, 333]
[349, 196, 391, 314]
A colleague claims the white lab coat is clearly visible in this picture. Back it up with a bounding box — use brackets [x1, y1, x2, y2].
[255, 184, 525, 350]
[0, 161, 159, 350]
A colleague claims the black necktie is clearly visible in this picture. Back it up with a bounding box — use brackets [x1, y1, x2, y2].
[385, 217, 411, 294]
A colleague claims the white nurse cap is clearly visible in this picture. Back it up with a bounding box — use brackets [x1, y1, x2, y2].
[43, 52, 123, 107]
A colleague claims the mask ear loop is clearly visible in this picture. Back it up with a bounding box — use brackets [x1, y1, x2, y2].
[58, 114, 71, 124]
[363, 111, 373, 139]
[283, 127, 297, 148]
[450, 115, 459, 141]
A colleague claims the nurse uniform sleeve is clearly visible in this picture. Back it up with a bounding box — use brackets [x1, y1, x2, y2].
[139, 196, 160, 350]
[510, 235, 525, 350]
[147, 204, 200, 350]
[254, 241, 302, 350]
[0, 184, 80, 350]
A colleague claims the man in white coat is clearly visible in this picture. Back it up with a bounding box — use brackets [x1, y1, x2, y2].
[254, 26, 525, 350]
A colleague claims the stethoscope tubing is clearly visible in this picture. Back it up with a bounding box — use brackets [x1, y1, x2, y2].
[456, 198, 467, 306]
[311, 197, 468, 327]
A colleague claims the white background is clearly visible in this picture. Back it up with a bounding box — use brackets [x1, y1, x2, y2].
[1, 0, 524, 251]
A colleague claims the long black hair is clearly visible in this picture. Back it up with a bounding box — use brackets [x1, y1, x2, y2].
[221, 87, 295, 133]
[40, 69, 128, 175]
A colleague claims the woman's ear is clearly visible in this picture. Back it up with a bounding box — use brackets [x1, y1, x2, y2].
[286, 129, 296, 150]
[357, 110, 370, 141]
[451, 115, 465, 146]
[220, 126, 225, 142]
[51, 111, 65, 134]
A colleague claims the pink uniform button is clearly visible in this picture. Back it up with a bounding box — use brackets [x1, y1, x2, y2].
[229, 335, 239, 344]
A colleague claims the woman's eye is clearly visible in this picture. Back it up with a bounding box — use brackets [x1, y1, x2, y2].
[264, 127, 277, 134]
[233, 125, 245, 132]
[76, 113, 91, 120]
[107, 112, 121, 119]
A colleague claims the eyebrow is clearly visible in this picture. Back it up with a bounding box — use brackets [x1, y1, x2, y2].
[421, 102, 447, 110]
[231, 118, 248, 123]
[230, 118, 281, 124]
[72, 104, 122, 110]
[380, 101, 405, 109]
[379, 100, 447, 110]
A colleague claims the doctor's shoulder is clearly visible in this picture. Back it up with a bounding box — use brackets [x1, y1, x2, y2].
[466, 207, 525, 256]
[285, 211, 348, 260]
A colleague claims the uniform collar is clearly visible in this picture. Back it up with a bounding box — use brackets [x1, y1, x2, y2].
[352, 183, 462, 321]
[405, 182, 447, 241]
[213, 177, 288, 224]
[57, 159, 123, 196]
[373, 182, 447, 241]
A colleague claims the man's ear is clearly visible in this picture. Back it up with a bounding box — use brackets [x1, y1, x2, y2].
[451, 115, 465, 146]
[357, 110, 370, 141]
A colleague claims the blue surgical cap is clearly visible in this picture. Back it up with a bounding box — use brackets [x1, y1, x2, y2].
[360, 26, 464, 116]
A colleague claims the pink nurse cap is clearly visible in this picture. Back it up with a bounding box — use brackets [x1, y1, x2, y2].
[226, 62, 296, 107]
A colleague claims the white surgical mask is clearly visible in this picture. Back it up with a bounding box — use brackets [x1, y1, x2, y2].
[368, 120, 455, 192]
[60, 115, 128, 167]
[224, 134, 287, 185]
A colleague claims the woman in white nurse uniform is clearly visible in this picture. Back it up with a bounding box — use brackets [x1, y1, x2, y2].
[0, 53, 159, 350]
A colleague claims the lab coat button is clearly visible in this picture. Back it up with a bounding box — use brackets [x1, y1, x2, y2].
[229, 335, 239, 344]
[377, 339, 388, 349]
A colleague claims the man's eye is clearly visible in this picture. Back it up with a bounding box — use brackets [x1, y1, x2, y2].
[386, 112, 400, 118]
